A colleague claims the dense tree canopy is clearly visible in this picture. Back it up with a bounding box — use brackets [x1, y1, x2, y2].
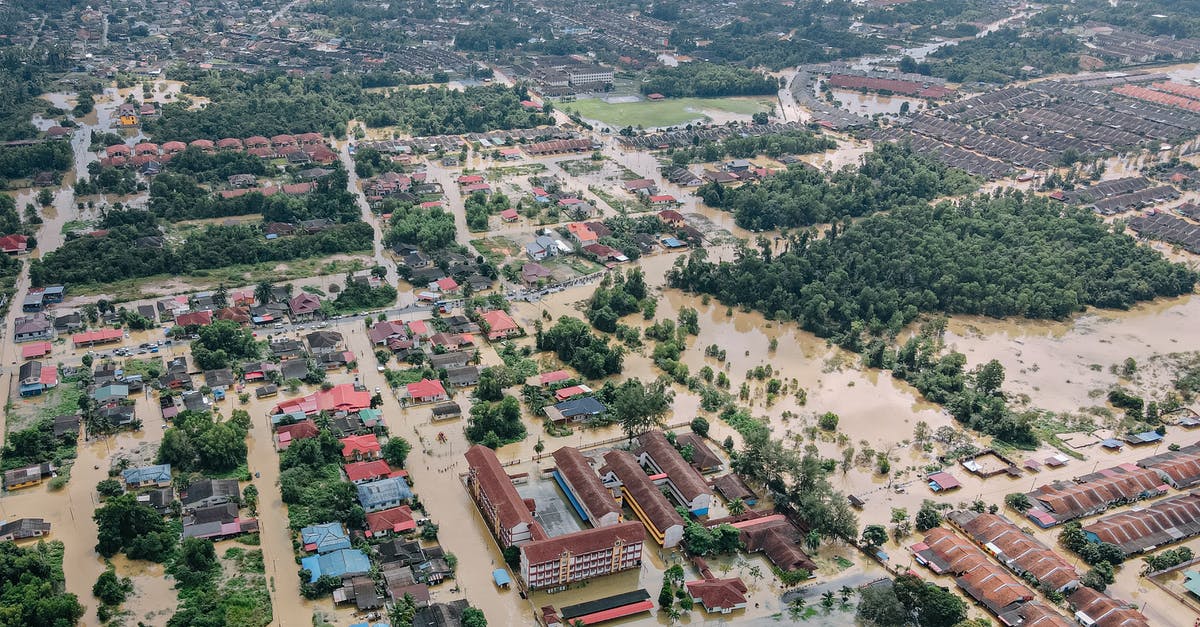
[699, 143, 978, 230]
[191, 321, 262, 370]
[0, 541, 84, 627]
[94, 494, 177, 562]
[536, 317, 624, 379]
[639, 63, 779, 98]
[670, 192, 1196, 341]
[384, 200, 458, 252]
[157, 410, 251, 474]
[924, 28, 1082, 84]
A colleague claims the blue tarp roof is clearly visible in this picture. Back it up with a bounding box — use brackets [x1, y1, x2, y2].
[492, 568, 511, 586]
[1101, 438, 1124, 448]
[552, 469, 589, 521]
[123, 464, 171, 484]
[1129, 431, 1164, 443]
[357, 476, 413, 510]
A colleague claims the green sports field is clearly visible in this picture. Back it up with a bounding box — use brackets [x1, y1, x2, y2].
[565, 96, 773, 128]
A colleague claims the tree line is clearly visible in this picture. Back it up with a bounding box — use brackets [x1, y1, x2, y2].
[149, 69, 553, 141]
[30, 209, 373, 286]
[698, 143, 978, 230]
[639, 63, 780, 98]
[666, 130, 836, 167]
[669, 191, 1196, 342]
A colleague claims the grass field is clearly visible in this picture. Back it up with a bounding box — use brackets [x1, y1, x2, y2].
[565, 96, 773, 128]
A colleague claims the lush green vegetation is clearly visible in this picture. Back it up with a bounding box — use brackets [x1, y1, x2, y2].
[168, 540, 272, 627]
[278, 429, 365, 530]
[157, 410, 251, 474]
[94, 493, 178, 562]
[0, 45, 71, 141]
[924, 28, 1082, 84]
[587, 269, 649, 332]
[383, 200, 458, 251]
[30, 209, 373, 287]
[326, 272, 397, 314]
[0, 141, 71, 183]
[856, 574, 966, 627]
[666, 131, 836, 166]
[465, 191, 510, 232]
[535, 317, 625, 379]
[1032, 0, 1200, 40]
[1, 418, 75, 471]
[150, 167, 360, 223]
[698, 143, 977, 230]
[640, 63, 778, 98]
[151, 70, 553, 140]
[670, 192, 1196, 340]
[466, 396, 527, 448]
[0, 540, 84, 627]
[191, 321, 263, 370]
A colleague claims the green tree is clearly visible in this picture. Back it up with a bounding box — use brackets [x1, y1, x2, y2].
[96, 478, 124, 498]
[93, 493, 175, 561]
[690, 417, 709, 437]
[893, 573, 966, 627]
[382, 437, 412, 467]
[1005, 492, 1032, 512]
[92, 568, 133, 606]
[915, 500, 942, 532]
[861, 524, 888, 548]
[462, 607, 487, 627]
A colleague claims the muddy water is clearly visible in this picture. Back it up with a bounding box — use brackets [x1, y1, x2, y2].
[942, 294, 1199, 413]
[828, 88, 925, 117]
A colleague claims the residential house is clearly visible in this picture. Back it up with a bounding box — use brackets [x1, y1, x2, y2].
[357, 476, 413, 512]
[623, 178, 658, 195]
[4, 463, 55, 490]
[306, 330, 344, 355]
[341, 434, 383, 462]
[446, 366, 481, 387]
[712, 473, 757, 506]
[270, 338, 306, 360]
[301, 548, 371, 583]
[345, 460, 395, 484]
[179, 478, 240, 512]
[272, 383, 371, 416]
[275, 419, 319, 451]
[405, 379, 449, 404]
[18, 360, 57, 397]
[13, 315, 53, 343]
[289, 293, 323, 321]
[301, 522, 352, 554]
[687, 576, 748, 614]
[521, 262, 553, 286]
[203, 368, 235, 390]
[123, 464, 172, 488]
[365, 506, 417, 537]
[432, 402, 463, 421]
[481, 309, 520, 341]
[429, 352, 470, 370]
[543, 397, 606, 423]
[0, 518, 51, 541]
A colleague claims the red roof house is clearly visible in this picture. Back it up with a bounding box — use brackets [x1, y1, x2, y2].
[0, 234, 29, 254]
[540, 370, 571, 385]
[71, 328, 124, 347]
[344, 459, 393, 484]
[275, 419, 319, 451]
[175, 311, 213, 327]
[481, 309, 520, 341]
[405, 379, 448, 404]
[340, 434, 382, 461]
[365, 506, 416, 537]
[273, 383, 372, 415]
[289, 293, 322, 318]
[21, 341, 52, 359]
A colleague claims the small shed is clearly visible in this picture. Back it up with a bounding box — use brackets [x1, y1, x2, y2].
[1100, 438, 1124, 450]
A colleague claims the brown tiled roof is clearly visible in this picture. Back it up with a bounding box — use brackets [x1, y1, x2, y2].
[685, 577, 747, 611]
[551, 447, 620, 521]
[713, 511, 815, 573]
[923, 527, 989, 574]
[1030, 466, 1164, 520]
[956, 512, 1078, 590]
[1082, 491, 1200, 555]
[634, 430, 712, 502]
[957, 564, 1033, 615]
[712, 473, 754, 502]
[1138, 442, 1200, 488]
[1016, 603, 1076, 627]
[601, 450, 683, 535]
[520, 521, 644, 565]
[1068, 587, 1150, 627]
[674, 433, 722, 471]
[465, 445, 546, 542]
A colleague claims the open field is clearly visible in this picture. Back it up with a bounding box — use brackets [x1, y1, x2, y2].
[564, 96, 773, 128]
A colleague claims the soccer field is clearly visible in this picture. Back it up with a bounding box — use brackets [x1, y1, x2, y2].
[565, 96, 773, 128]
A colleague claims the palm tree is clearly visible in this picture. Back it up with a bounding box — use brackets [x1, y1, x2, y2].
[805, 529, 821, 553]
[727, 498, 747, 515]
[254, 280, 273, 305]
[788, 597, 806, 620]
[821, 590, 835, 610]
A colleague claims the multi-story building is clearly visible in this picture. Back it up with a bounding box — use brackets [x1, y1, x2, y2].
[521, 521, 644, 591]
[465, 445, 646, 590]
[634, 430, 714, 516]
[465, 444, 548, 548]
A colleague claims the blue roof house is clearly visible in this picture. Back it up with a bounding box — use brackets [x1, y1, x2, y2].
[300, 522, 351, 554]
[300, 548, 370, 582]
[542, 396, 607, 423]
[123, 464, 172, 487]
[357, 476, 412, 512]
[93, 384, 130, 402]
